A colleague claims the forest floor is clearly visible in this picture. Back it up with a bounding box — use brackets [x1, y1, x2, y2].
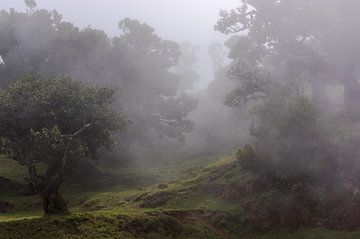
[0, 154, 360, 239]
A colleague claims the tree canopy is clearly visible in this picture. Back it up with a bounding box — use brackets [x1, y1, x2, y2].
[216, 0, 360, 117]
[0, 75, 126, 214]
[0, 7, 197, 161]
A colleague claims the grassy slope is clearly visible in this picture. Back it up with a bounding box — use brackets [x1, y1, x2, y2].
[0, 155, 360, 238]
[0, 157, 27, 184]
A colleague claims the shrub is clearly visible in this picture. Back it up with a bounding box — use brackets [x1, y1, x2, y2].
[239, 95, 337, 188]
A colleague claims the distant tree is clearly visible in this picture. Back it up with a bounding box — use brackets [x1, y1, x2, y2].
[245, 94, 337, 186]
[215, 2, 343, 186]
[118, 18, 180, 68]
[25, 0, 37, 10]
[0, 8, 197, 163]
[174, 42, 200, 91]
[216, 0, 360, 117]
[208, 42, 226, 76]
[225, 59, 270, 108]
[0, 8, 78, 87]
[114, 18, 197, 150]
[0, 75, 126, 215]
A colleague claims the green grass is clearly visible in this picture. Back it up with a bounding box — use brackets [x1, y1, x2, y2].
[1, 153, 360, 238]
[98, 154, 222, 184]
[0, 210, 223, 239]
[246, 229, 360, 239]
[1, 210, 360, 239]
[0, 157, 27, 183]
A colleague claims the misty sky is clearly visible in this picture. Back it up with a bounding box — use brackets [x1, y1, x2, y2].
[0, 0, 240, 88]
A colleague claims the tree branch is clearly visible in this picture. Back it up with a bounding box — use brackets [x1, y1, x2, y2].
[68, 123, 91, 139]
[45, 123, 92, 195]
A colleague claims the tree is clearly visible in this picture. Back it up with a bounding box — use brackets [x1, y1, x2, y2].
[0, 8, 77, 87]
[208, 42, 226, 77]
[225, 59, 270, 108]
[0, 7, 197, 162]
[250, 94, 337, 185]
[216, 0, 360, 117]
[0, 75, 126, 215]
[173, 42, 200, 91]
[25, 0, 37, 10]
[216, 1, 342, 186]
[113, 18, 197, 152]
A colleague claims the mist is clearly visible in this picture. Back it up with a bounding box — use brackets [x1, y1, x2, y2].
[2, 1, 360, 238]
[0, 0, 239, 89]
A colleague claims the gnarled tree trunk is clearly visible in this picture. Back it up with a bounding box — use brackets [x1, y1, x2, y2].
[25, 148, 70, 215]
[25, 124, 90, 215]
[39, 139, 71, 215]
[40, 181, 69, 215]
[27, 165, 70, 215]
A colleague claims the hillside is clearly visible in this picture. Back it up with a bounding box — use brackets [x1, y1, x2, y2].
[1, 154, 360, 238]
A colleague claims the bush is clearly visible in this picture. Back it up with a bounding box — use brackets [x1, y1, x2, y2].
[239, 95, 337, 188]
[236, 144, 271, 178]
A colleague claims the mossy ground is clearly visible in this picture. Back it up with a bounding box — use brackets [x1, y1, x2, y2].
[0, 154, 360, 238]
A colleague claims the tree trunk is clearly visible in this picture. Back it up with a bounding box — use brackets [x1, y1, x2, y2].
[40, 172, 69, 215]
[312, 77, 329, 112]
[24, 124, 90, 216]
[343, 71, 360, 119]
[25, 150, 69, 215]
[41, 191, 69, 215]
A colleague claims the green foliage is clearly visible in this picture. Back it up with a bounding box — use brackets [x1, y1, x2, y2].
[0, 8, 197, 160]
[0, 154, 360, 238]
[118, 18, 180, 68]
[225, 60, 270, 108]
[0, 75, 126, 164]
[236, 145, 270, 177]
[216, 0, 360, 115]
[238, 95, 337, 186]
[115, 18, 197, 143]
[0, 157, 27, 183]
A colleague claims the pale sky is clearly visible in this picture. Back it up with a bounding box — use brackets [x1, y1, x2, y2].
[0, 0, 240, 88]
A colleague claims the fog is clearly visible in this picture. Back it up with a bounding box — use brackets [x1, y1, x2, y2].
[0, 0, 239, 88]
[3, 0, 360, 235]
